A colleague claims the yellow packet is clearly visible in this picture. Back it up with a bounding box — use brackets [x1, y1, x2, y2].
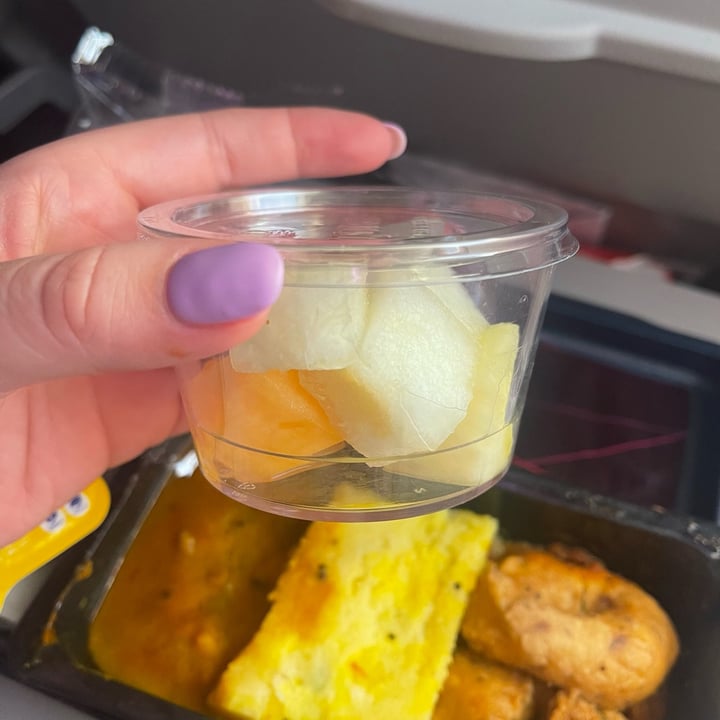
[0, 478, 111, 611]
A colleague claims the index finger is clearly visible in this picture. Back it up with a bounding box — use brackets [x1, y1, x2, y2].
[95, 107, 403, 206]
[0, 107, 405, 257]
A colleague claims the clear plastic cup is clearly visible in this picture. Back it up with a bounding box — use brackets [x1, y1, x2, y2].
[139, 187, 578, 520]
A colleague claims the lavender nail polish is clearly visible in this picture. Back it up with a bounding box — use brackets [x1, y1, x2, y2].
[167, 243, 284, 325]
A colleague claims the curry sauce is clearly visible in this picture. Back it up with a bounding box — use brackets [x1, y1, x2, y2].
[88, 471, 306, 713]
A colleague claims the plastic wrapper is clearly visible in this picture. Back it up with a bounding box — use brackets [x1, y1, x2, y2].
[68, 25, 612, 251]
[69, 26, 245, 132]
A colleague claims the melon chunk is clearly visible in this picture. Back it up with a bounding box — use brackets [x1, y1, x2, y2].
[206, 367, 344, 484]
[299, 282, 483, 459]
[230, 266, 368, 372]
[389, 322, 520, 486]
[421, 271, 488, 337]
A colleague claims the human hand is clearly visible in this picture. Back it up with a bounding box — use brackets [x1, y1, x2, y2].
[0, 107, 406, 545]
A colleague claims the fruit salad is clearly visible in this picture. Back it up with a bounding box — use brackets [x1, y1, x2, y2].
[186, 266, 520, 493]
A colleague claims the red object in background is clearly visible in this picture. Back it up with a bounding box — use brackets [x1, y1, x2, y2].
[578, 245, 674, 281]
[578, 245, 633, 262]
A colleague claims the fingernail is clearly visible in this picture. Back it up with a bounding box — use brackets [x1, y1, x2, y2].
[383, 122, 407, 160]
[167, 243, 284, 325]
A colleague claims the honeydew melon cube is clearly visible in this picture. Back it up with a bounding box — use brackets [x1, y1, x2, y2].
[389, 322, 520, 486]
[229, 266, 367, 373]
[422, 270, 489, 337]
[299, 282, 483, 458]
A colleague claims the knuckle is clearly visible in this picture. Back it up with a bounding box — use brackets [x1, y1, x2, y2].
[198, 112, 235, 189]
[42, 247, 107, 353]
[283, 108, 306, 178]
[0, 167, 65, 260]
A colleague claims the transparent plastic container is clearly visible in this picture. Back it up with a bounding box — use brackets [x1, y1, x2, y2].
[138, 187, 578, 520]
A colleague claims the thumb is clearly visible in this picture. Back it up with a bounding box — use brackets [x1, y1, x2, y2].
[0, 240, 283, 392]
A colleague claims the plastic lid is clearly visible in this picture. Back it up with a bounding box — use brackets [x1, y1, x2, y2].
[138, 187, 578, 279]
[318, 0, 720, 84]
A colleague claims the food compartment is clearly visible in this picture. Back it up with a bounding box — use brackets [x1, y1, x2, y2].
[6, 438, 720, 719]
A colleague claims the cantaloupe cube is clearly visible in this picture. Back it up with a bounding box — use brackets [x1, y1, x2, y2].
[191, 363, 344, 484]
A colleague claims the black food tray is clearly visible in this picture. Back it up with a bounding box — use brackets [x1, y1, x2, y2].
[5, 436, 720, 719]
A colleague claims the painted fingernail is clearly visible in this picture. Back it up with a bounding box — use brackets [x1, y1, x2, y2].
[167, 243, 284, 325]
[383, 122, 407, 160]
